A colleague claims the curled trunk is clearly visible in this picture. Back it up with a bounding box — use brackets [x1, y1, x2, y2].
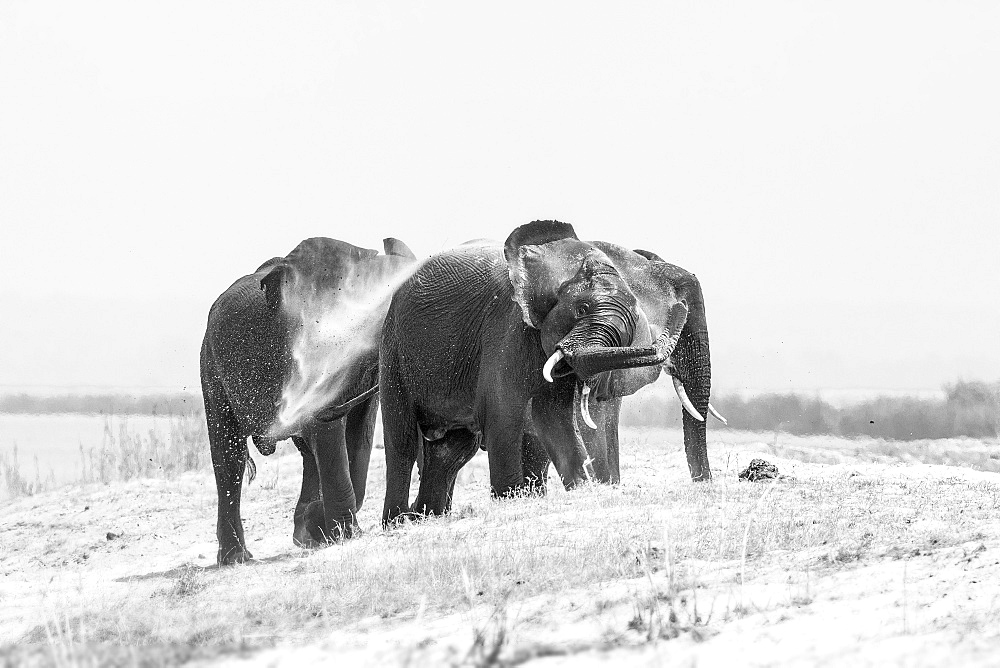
[673, 330, 712, 481]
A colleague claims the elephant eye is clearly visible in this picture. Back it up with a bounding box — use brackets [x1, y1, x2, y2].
[575, 303, 590, 318]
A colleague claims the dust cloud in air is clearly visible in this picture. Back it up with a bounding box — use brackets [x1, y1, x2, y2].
[269, 255, 420, 435]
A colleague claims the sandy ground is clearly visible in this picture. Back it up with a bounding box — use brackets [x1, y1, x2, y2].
[3, 429, 1000, 666]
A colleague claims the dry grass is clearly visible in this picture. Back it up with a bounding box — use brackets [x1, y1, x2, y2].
[4, 427, 1000, 665]
[1, 412, 208, 499]
[76, 412, 209, 485]
[0, 445, 56, 498]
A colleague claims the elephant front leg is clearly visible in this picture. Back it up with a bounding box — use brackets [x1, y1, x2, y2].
[291, 436, 328, 548]
[530, 380, 599, 488]
[520, 431, 551, 495]
[484, 402, 532, 499]
[307, 418, 359, 541]
[411, 430, 479, 516]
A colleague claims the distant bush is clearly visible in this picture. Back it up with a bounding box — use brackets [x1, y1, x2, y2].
[78, 412, 209, 485]
[1, 445, 56, 498]
[621, 379, 1000, 441]
[0, 393, 202, 416]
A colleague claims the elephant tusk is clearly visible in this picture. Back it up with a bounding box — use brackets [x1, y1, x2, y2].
[542, 349, 565, 383]
[580, 384, 598, 429]
[708, 403, 728, 425]
[672, 377, 705, 422]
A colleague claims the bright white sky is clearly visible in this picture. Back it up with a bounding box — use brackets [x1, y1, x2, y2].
[1, 1, 998, 393]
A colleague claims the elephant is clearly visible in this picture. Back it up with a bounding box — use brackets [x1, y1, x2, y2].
[200, 236, 415, 565]
[522, 243, 725, 486]
[378, 221, 690, 525]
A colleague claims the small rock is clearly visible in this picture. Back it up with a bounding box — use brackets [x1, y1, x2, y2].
[739, 458, 781, 482]
[106, 532, 121, 541]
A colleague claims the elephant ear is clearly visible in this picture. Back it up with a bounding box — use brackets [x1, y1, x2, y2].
[633, 248, 666, 263]
[259, 261, 288, 310]
[504, 220, 583, 328]
[383, 238, 416, 259]
[260, 237, 383, 309]
[285, 237, 379, 283]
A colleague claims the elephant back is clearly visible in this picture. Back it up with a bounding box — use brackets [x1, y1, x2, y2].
[283, 237, 381, 293]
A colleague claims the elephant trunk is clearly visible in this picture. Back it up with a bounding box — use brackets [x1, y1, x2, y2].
[563, 345, 663, 378]
[673, 330, 712, 481]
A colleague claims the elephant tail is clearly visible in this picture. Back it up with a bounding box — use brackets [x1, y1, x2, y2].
[245, 444, 258, 484]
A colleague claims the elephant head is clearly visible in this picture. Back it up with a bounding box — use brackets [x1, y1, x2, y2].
[505, 222, 689, 384]
[589, 243, 722, 481]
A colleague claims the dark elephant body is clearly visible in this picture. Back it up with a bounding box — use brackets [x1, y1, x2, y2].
[379, 222, 687, 525]
[379, 244, 555, 521]
[201, 237, 414, 565]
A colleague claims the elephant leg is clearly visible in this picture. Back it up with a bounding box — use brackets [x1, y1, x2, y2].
[291, 436, 327, 548]
[306, 418, 358, 541]
[485, 402, 531, 499]
[530, 380, 596, 488]
[520, 431, 550, 495]
[206, 395, 253, 565]
[575, 396, 617, 484]
[411, 429, 479, 516]
[381, 368, 421, 527]
[345, 395, 378, 512]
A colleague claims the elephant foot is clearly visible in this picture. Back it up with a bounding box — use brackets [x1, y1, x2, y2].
[293, 520, 358, 546]
[293, 500, 329, 548]
[320, 520, 359, 543]
[382, 509, 426, 529]
[293, 525, 327, 549]
[217, 545, 254, 566]
[515, 479, 548, 497]
[490, 485, 520, 500]
[409, 497, 452, 518]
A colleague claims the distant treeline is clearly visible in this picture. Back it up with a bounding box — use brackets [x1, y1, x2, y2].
[0, 393, 203, 416]
[4, 380, 999, 441]
[621, 380, 1000, 441]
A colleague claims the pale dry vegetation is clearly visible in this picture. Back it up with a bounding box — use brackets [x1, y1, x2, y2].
[1, 411, 208, 500]
[3, 427, 1000, 666]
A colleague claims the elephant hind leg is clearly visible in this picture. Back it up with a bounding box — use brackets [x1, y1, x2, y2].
[291, 436, 327, 548]
[381, 368, 421, 527]
[411, 429, 479, 517]
[206, 393, 253, 565]
[344, 395, 378, 513]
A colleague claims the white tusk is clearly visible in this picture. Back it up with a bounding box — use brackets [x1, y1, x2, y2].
[708, 403, 728, 425]
[672, 377, 705, 422]
[580, 384, 598, 429]
[542, 349, 565, 383]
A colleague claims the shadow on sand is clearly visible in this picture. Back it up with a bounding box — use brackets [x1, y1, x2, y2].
[113, 550, 308, 583]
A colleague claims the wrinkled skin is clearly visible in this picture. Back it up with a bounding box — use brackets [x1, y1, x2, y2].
[523, 243, 714, 485]
[200, 237, 415, 565]
[379, 221, 682, 526]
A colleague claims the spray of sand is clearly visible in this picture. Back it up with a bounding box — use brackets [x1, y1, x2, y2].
[270, 256, 420, 435]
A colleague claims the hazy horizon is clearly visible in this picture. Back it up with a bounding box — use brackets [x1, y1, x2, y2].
[2, 2, 998, 396]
